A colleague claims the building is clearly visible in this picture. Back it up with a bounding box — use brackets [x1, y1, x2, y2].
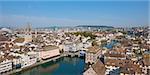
[10, 45, 21, 52]
[0, 57, 13, 74]
[12, 56, 22, 69]
[21, 54, 37, 68]
[105, 59, 144, 75]
[16, 24, 33, 43]
[104, 47, 126, 60]
[13, 37, 25, 46]
[85, 46, 102, 64]
[16, 34, 32, 43]
[0, 34, 9, 41]
[147, 27, 150, 44]
[64, 43, 77, 52]
[39, 45, 60, 60]
[138, 53, 150, 75]
[24, 34, 32, 43]
[83, 60, 106, 75]
[104, 53, 126, 60]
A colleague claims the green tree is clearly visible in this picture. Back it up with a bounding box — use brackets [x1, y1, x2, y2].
[101, 40, 107, 47]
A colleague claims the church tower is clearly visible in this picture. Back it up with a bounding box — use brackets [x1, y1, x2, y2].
[26, 22, 32, 35]
[23, 23, 33, 43]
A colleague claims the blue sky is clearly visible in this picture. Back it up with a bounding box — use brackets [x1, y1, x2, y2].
[0, 1, 149, 28]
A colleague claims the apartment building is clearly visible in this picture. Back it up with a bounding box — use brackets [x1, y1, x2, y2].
[21, 54, 37, 68]
[0, 57, 13, 74]
[85, 46, 102, 64]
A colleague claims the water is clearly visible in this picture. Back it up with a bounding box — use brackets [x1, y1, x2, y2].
[14, 57, 85, 75]
[105, 40, 118, 49]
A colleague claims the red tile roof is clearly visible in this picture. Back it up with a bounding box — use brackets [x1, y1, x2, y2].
[87, 46, 100, 54]
[92, 60, 106, 75]
[13, 38, 25, 43]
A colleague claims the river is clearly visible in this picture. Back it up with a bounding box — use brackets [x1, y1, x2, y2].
[14, 57, 85, 75]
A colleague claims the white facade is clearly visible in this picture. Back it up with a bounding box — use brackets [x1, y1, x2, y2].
[17, 34, 32, 43]
[64, 43, 77, 52]
[85, 50, 101, 64]
[21, 55, 37, 68]
[132, 44, 140, 50]
[83, 42, 92, 49]
[105, 66, 119, 75]
[12, 58, 22, 66]
[0, 59, 12, 73]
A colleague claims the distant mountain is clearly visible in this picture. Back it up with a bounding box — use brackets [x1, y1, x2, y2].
[76, 25, 114, 28]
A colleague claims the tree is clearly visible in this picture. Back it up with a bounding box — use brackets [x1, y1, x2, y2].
[72, 32, 96, 40]
[92, 41, 98, 46]
[101, 40, 107, 47]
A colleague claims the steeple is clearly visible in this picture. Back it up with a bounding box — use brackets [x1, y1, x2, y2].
[25, 22, 32, 35]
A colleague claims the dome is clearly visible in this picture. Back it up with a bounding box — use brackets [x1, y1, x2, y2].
[0, 28, 12, 33]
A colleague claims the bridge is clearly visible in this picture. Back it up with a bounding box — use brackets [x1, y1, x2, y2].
[62, 51, 84, 57]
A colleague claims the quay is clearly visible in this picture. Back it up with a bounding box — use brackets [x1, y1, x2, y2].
[2, 54, 64, 75]
[2, 51, 84, 75]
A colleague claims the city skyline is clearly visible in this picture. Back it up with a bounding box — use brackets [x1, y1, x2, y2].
[0, 1, 150, 75]
[0, 0, 149, 28]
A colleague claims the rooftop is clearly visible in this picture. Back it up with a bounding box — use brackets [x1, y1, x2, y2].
[13, 38, 25, 43]
[42, 45, 59, 51]
[92, 60, 106, 75]
[105, 53, 126, 58]
[0, 55, 19, 63]
[143, 54, 150, 66]
[0, 35, 9, 41]
[105, 59, 143, 74]
[87, 46, 100, 53]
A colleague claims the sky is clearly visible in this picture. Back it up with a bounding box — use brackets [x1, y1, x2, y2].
[0, 0, 149, 28]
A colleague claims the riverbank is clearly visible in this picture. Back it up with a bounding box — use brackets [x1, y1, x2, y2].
[13, 57, 85, 75]
[2, 55, 63, 75]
